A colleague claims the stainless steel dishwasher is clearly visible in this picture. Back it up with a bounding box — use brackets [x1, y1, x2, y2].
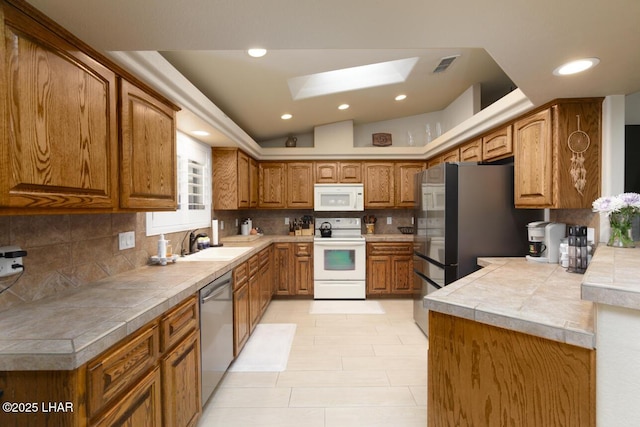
[199, 270, 234, 406]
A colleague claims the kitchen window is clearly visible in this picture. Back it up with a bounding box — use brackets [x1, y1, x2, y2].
[146, 131, 211, 235]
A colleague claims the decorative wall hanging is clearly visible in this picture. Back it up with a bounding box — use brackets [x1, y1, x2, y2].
[372, 133, 392, 147]
[567, 115, 590, 196]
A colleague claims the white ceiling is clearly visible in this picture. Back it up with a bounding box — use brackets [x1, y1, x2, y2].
[25, 0, 640, 145]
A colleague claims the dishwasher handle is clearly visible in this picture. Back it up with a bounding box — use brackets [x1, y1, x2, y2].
[200, 272, 233, 303]
[202, 283, 230, 303]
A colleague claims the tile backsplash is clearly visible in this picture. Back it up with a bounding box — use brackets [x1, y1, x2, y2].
[0, 213, 200, 313]
[0, 208, 413, 312]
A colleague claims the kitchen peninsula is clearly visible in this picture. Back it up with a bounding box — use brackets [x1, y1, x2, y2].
[424, 246, 640, 427]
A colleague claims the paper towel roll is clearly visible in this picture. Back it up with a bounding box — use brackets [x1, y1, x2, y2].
[212, 219, 219, 246]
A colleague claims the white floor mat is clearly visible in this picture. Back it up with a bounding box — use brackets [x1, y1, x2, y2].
[228, 323, 296, 372]
[309, 300, 386, 314]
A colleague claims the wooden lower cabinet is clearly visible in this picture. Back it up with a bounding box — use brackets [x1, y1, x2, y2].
[428, 311, 595, 427]
[161, 330, 201, 427]
[273, 242, 313, 296]
[273, 243, 292, 296]
[91, 366, 163, 427]
[233, 263, 251, 356]
[248, 255, 261, 333]
[293, 243, 313, 296]
[366, 242, 414, 296]
[259, 246, 273, 311]
[0, 295, 202, 427]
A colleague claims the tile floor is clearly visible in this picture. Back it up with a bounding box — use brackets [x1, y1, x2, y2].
[198, 299, 428, 427]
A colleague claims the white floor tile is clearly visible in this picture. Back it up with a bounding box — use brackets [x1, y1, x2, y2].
[198, 298, 428, 427]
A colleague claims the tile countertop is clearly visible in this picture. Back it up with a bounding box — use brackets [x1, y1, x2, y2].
[0, 235, 309, 371]
[423, 257, 595, 349]
[581, 245, 640, 309]
[0, 233, 412, 371]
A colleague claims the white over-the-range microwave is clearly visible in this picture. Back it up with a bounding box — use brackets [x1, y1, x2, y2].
[313, 184, 364, 211]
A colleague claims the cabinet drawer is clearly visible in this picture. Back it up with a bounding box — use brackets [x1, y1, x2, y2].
[294, 243, 312, 257]
[259, 247, 271, 268]
[90, 365, 162, 427]
[87, 322, 160, 417]
[234, 262, 248, 290]
[367, 242, 413, 256]
[161, 295, 199, 352]
[249, 254, 259, 276]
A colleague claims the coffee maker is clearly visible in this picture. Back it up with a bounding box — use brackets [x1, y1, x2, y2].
[526, 221, 566, 263]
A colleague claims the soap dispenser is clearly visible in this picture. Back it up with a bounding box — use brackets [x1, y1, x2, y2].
[157, 234, 168, 260]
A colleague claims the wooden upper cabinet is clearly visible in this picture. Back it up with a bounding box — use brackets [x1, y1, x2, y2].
[213, 148, 258, 210]
[395, 162, 425, 207]
[259, 162, 286, 208]
[339, 162, 362, 183]
[514, 109, 554, 207]
[315, 162, 339, 183]
[0, 4, 118, 210]
[119, 79, 177, 210]
[237, 151, 251, 208]
[441, 147, 460, 164]
[286, 162, 314, 208]
[460, 139, 483, 162]
[249, 157, 259, 208]
[364, 162, 395, 208]
[482, 125, 513, 161]
[514, 99, 602, 209]
[315, 161, 362, 183]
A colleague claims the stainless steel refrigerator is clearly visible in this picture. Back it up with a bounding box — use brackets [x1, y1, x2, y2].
[413, 162, 541, 336]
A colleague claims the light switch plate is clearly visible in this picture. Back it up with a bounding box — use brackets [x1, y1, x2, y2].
[386, 217, 392, 225]
[118, 231, 135, 250]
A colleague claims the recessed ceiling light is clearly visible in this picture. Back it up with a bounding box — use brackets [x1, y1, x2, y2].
[395, 94, 407, 101]
[191, 130, 210, 136]
[281, 113, 292, 120]
[553, 57, 600, 76]
[247, 48, 267, 58]
[338, 104, 350, 110]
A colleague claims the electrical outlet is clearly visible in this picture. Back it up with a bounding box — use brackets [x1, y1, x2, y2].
[0, 246, 25, 278]
[118, 231, 135, 250]
[220, 221, 224, 230]
[387, 216, 392, 225]
[285, 217, 290, 225]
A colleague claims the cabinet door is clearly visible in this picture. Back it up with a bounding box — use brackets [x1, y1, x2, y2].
[514, 109, 553, 207]
[120, 79, 177, 210]
[91, 366, 163, 427]
[482, 125, 513, 161]
[293, 243, 313, 296]
[259, 247, 272, 312]
[212, 148, 239, 210]
[339, 162, 363, 183]
[441, 148, 460, 164]
[1, 7, 118, 210]
[395, 162, 425, 207]
[315, 162, 339, 183]
[287, 162, 314, 208]
[460, 139, 483, 162]
[248, 255, 261, 332]
[391, 255, 413, 294]
[233, 282, 250, 357]
[273, 243, 292, 295]
[161, 330, 201, 427]
[364, 163, 395, 208]
[367, 256, 390, 294]
[259, 162, 286, 208]
[237, 151, 250, 208]
[249, 157, 259, 208]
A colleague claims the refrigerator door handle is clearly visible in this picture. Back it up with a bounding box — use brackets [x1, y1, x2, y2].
[414, 251, 452, 270]
[414, 269, 442, 290]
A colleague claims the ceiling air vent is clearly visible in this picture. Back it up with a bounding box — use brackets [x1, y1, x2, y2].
[433, 55, 460, 73]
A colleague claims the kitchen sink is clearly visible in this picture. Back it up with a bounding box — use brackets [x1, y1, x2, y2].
[180, 246, 253, 261]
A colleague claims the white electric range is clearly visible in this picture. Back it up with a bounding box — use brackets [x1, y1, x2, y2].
[313, 217, 366, 299]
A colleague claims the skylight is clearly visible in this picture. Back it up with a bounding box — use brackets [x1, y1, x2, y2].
[287, 57, 419, 100]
